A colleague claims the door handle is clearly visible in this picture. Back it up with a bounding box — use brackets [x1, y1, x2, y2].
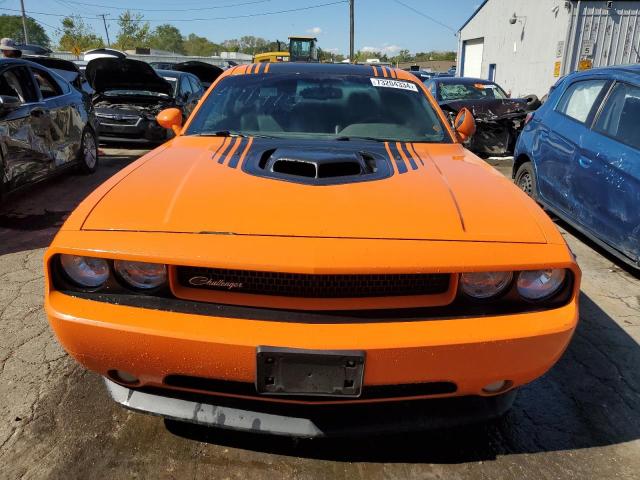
[578, 157, 592, 169]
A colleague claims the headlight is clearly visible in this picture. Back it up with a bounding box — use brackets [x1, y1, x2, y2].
[517, 269, 566, 301]
[59, 255, 109, 288]
[114, 260, 167, 289]
[460, 271, 513, 299]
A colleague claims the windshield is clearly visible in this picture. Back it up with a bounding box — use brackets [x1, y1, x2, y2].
[186, 73, 450, 143]
[439, 82, 508, 101]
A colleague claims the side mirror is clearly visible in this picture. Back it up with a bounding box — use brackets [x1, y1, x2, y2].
[454, 107, 476, 143]
[156, 108, 183, 135]
[0, 95, 23, 111]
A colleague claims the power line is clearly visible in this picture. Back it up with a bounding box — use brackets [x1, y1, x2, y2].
[391, 0, 455, 33]
[51, 0, 273, 12]
[0, 1, 348, 22]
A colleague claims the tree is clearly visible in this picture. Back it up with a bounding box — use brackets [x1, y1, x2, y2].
[392, 49, 413, 63]
[114, 10, 150, 51]
[149, 24, 184, 54]
[0, 15, 50, 46]
[183, 33, 219, 56]
[58, 16, 104, 52]
[415, 51, 456, 62]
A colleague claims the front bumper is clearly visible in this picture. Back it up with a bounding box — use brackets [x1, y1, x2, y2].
[105, 378, 517, 437]
[96, 117, 169, 144]
[47, 288, 578, 402]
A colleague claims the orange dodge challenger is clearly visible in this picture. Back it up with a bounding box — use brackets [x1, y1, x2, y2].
[45, 63, 580, 437]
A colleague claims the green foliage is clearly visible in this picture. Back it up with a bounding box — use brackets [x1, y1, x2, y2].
[183, 33, 219, 56]
[114, 10, 150, 51]
[0, 15, 50, 46]
[414, 51, 457, 62]
[149, 24, 184, 54]
[58, 16, 104, 52]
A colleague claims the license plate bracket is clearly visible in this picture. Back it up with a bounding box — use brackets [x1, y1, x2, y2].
[256, 347, 365, 397]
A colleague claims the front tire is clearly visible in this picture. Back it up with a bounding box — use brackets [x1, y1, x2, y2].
[77, 128, 98, 174]
[515, 161, 537, 199]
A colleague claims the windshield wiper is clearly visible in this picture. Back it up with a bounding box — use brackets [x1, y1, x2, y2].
[198, 130, 246, 137]
[335, 136, 399, 143]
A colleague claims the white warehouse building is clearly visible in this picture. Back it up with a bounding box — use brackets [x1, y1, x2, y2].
[457, 0, 640, 97]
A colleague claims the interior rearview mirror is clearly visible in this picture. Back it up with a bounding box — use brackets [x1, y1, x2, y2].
[156, 108, 183, 135]
[454, 107, 476, 143]
[0, 95, 23, 111]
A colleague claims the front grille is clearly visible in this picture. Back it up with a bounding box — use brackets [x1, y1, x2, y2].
[176, 267, 451, 298]
[97, 115, 139, 126]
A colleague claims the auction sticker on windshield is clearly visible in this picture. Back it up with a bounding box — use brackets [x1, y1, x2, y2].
[370, 78, 418, 92]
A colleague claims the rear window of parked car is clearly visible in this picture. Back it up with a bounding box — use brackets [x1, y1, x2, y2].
[594, 82, 640, 150]
[555, 79, 607, 123]
[187, 73, 450, 143]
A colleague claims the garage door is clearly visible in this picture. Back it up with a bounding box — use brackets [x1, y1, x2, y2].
[462, 38, 484, 78]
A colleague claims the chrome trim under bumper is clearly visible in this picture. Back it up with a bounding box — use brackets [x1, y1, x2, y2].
[104, 378, 517, 438]
[104, 378, 323, 437]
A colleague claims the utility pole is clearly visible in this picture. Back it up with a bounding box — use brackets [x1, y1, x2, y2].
[349, 0, 354, 63]
[19, 0, 29, 44]
[99, 14, 111, 47]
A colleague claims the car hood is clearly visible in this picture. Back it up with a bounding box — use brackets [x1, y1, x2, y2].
[85, 57, 173, 96]
[82, 137, 547, 243]
[440, 98, 528, 118]
[172, 61, 224, 85]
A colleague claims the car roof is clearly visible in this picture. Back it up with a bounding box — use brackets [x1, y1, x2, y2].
[155, 69, 187, 78]
[251, 62, 389, 76]
[570, 63, 640, 77]
[432, 77, 496, 85]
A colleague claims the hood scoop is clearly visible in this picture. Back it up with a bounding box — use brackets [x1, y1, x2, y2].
[245, 147, 393, 185]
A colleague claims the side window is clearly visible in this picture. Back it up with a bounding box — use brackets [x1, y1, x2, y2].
[555, 79, 607, 123]
[0, 67, 38, 103]
[32, 68, 63, 99]
[594, 82, 640, 150]
[188, 76, 202, 94]
[180, 76, 192, 98]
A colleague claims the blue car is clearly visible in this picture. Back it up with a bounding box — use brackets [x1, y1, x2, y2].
[513, 65, 640, 269]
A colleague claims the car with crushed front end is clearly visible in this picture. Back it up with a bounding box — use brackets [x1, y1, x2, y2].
[0, 58, 99, 201]
[425, 77, 540, 156]
[86, 58, 203, 145]
[45, 62, 580, 438]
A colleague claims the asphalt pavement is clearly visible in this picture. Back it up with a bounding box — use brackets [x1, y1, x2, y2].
[0, 150, 639, 479]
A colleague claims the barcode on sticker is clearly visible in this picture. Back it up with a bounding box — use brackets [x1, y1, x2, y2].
[370, 78, 418, 92]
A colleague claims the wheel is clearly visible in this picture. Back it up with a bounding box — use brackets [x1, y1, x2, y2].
[77, 128, 98, 174]
[523, 94, 541, 110]
[515, 161, 537, 198]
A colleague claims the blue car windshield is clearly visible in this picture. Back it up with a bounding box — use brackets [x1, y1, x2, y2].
[186, 73, 451, 143]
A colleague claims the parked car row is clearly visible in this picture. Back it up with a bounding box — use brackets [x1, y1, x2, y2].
[0, 56, 223, 200]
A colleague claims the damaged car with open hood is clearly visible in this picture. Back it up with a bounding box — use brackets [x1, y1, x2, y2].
[86, 58, 202, 144]
[426, 77, 540, 157]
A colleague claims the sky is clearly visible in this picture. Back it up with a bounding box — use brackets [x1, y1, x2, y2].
[2, 0, 482, 55]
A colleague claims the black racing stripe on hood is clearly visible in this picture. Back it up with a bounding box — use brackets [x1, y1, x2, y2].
[214, 138, 234, 164]
[228, 137, 253, 168]
[385, 142, 408, 174]
[398, 142, 418, 170]
[407, 143, 424, 166]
